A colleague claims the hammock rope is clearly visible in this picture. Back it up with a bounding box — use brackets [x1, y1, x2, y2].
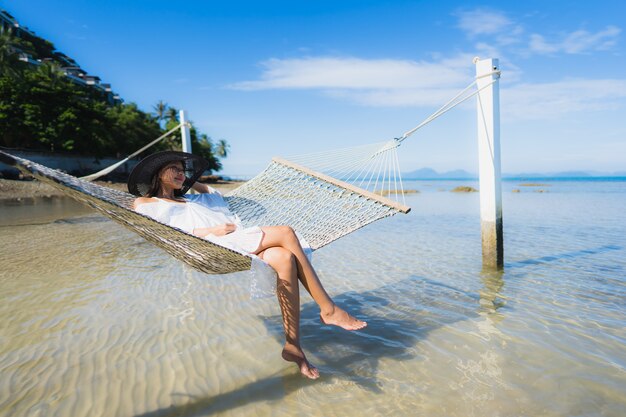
[286, 73, 500, 206]
[0, 73, 498, 274]
[80, 123, 187, 181]
[397, 74, 499, 143]
[0, 150, 409, 275]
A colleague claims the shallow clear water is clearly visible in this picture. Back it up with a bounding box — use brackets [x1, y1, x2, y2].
[1, 180, 625, 417]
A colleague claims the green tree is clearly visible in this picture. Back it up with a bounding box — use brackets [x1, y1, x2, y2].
[0, 27, 33, 79]
[107, 102, 162, 157]
[19, 63, 111, 153]
[0, 75, 28, 147]
[0, 21, 228, 174]
[166, 106, 179, 123]
[152, 100, 168, 126]
[192, 131, 222, 173]
[216, 139, 230, 158]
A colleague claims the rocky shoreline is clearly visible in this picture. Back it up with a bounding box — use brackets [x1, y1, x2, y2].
[0, 178, 244, 202]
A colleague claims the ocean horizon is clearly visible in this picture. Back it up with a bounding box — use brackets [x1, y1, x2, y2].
[221, 173, 626, 182]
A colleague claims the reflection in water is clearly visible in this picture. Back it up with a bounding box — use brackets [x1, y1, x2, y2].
[0, 196, 92, 226]
[478, 269, 505, 315]
[505, 245, 622, 269]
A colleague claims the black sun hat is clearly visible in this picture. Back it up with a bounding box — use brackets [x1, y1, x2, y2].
[127, 151, 209, 196]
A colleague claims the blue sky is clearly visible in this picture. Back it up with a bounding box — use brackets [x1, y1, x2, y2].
[5, 0, 626, 176]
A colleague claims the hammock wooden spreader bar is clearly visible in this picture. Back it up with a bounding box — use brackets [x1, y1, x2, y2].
[0, 150, 410, 274]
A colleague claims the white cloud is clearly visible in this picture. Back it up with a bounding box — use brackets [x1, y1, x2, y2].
[228, 55, 626, 120]
[228, 55, 482, 107]
[503, 78, 626, 120]
[456, 9, 512, 37]
[529, 26, 621, 55]
[528, 34, 558, 54]
[456, 8, 621, 58]
[325, 87, 466, 107]
[336, 78, 626, 116]
[229, 56, 473, 91]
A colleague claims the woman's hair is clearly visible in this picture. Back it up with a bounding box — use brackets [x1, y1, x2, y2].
[144, 171, 162, 197]
[145, 162, 185, 197]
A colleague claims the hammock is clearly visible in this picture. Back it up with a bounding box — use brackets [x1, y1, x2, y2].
[1, 70, 499, 274]
[0, 150, 410, 274]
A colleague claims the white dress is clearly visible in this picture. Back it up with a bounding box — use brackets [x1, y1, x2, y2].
[135, 190, 310, 298]
[135, 192, 264, 253]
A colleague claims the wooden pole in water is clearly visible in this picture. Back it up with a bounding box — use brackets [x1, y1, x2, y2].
[474, 57, 503, 270]
[179, 110, 192, 153]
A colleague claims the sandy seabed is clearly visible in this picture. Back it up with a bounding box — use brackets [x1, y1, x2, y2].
[1, 179, 625, 417]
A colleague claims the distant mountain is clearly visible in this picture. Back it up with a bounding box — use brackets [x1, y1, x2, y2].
[403, 168, 475, 179]
[445, 169, 476, 178]
[503, 171, 626, 178]
[402, 168, 626, 180]
[505, 171, 591, 178]
[403, 168, 437, 179]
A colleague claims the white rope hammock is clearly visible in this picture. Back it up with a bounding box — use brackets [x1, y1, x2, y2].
[0, 150, 408, 275]
[0, 72, 498, 274]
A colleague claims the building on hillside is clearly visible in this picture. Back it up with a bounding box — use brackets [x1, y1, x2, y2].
[1, 9, 123, 105]
[0, 10, 19, 31]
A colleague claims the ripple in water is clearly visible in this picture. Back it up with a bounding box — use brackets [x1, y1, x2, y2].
[1, 181, 625, 416]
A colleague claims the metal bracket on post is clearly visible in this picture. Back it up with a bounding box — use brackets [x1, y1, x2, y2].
[179, 110, 192, 154]
[474, 57, 503, 270]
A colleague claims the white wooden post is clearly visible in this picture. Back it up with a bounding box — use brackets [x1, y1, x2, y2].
[179, 110, 192, 153]
[474, 57, 503, 269]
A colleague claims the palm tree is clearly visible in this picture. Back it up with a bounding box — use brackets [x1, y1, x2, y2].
[0, 27, 32, 79]
[166, 106, 179, 123]
[216, 139, 230, 158]
[198, 133, 213, 150]
[152, 100, 168, 126]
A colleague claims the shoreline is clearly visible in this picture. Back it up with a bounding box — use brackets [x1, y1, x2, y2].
[0, 178, 244, 202]
[0, 177, 560, 202]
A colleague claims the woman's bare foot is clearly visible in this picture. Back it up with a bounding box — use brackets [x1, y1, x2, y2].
[282, 343, 320, 379]
[320, 305, 367, 331]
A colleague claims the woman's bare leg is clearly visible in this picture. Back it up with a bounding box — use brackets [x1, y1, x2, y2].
[256, 226, 366, 331]
[259, 247, 319, 379]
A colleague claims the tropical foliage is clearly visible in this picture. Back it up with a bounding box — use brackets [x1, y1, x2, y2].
[0, 28, 227, 173]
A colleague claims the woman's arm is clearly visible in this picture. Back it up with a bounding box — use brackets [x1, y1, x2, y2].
[191, 182, 219, 194]
[192, 223, 236, 238]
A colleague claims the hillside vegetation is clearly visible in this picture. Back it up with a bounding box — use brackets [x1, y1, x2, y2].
[0, 26, 227, 173]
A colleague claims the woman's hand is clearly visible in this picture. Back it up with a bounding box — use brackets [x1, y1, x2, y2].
[193, 223, 236, 237]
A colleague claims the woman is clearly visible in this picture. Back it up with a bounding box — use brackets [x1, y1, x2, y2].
[128, 151, 366, 379]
